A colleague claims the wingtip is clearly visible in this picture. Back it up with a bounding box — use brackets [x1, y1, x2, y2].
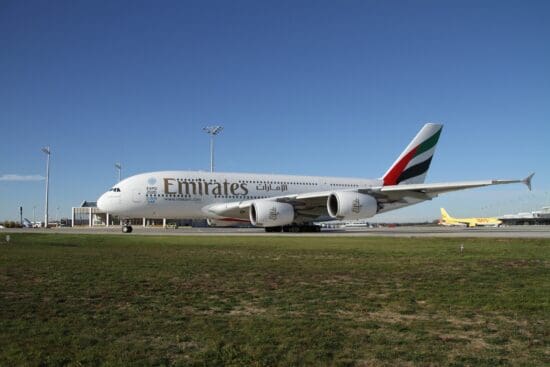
[523, 173, 535, 191]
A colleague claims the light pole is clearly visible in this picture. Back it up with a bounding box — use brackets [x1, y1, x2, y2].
[115, 163, 122, 182]
[202, 126, 223, 172]
[33, 206, 36, 226]
[41, 146, 51, 228]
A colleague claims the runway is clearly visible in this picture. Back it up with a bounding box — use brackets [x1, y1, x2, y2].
[3, 225, 550, 238]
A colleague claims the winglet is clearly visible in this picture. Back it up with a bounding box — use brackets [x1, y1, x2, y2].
[523, 173, 535, 191]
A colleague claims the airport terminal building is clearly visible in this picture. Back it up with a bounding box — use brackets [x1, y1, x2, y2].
[499, 206, 550, 225]
[71, 201, 206, 228]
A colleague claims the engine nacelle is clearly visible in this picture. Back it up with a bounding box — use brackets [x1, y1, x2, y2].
[327, 192, 378, 220]
[206, 218, 249, 227]
[249, 201, 294, 227]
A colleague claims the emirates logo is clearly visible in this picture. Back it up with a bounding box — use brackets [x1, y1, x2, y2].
[269, 206, 279, 220]
[352, 198, 362, 214]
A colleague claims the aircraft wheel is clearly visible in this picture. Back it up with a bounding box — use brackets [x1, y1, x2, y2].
[122, 225, 133, 233]
[294, 225, 321, 232]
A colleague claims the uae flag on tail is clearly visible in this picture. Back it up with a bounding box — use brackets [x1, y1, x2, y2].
[383, 124, 443, 186]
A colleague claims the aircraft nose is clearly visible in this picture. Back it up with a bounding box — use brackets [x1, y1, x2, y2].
[97, 192, 110, 212]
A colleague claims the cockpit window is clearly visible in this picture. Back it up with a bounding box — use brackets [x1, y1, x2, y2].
[110, 187, 121, 192]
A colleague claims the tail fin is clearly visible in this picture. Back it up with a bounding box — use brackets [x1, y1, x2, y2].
[440, 208, 451, 220]
[382, 123, 443, 185]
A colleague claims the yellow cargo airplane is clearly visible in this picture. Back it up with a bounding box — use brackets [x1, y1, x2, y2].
[439, 208, 502, 227]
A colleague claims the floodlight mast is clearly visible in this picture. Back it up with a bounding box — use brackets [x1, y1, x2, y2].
[115, 163, 122, 182]
[41, 146, 50, 228]
[203, 126, 223, 172]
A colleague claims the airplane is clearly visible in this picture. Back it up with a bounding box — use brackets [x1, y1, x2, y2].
[439, 208, 503, 227]
[97, 123, 534, 233]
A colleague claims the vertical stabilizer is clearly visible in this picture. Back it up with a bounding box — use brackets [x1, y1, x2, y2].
[382, 123, 443, 185]
[440, 208, 451, 220]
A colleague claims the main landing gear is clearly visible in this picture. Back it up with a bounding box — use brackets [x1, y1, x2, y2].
[265, 225, 321, 233]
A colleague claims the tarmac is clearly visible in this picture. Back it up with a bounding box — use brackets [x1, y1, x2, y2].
[2, 225, 550, 238]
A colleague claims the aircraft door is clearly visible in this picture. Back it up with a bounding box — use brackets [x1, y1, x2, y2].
[132, 189, 143, 203]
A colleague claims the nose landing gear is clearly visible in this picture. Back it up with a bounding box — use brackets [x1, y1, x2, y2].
[122, 219, 133, 233]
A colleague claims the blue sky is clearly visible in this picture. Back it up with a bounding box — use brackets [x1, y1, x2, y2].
[1, 0, 549, 222]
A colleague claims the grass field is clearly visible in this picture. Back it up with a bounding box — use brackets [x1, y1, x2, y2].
[0, 234, 548, 366]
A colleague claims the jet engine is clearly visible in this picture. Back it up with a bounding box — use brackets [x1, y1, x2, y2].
[249, 201, 294, 227]
[327, 192, 378, 220]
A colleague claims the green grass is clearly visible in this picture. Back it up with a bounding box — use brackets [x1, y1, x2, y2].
[1, 234, 548, 366]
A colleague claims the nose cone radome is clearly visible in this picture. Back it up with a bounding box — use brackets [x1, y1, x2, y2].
[97, 192, 109, 212]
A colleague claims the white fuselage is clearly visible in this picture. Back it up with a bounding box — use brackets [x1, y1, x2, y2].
[97, 171, 381, 220]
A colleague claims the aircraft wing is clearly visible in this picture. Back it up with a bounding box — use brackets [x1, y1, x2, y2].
[362, 174, 533, 209]
[372, 174, 533, 198]
[205, 173, 534, 221]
